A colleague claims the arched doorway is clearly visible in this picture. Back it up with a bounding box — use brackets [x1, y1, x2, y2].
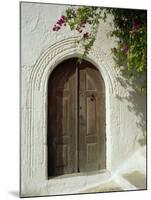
[47, 58, 106, 177]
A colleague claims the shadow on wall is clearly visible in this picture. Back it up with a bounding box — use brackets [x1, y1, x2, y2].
[115, 74, 146, 148]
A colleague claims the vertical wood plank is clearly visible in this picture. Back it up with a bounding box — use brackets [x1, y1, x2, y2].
[47, 58, 77, 177]
[79, 61, 106, 172]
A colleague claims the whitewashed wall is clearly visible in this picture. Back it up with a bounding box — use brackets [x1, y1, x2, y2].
[20, 2, 146, 197]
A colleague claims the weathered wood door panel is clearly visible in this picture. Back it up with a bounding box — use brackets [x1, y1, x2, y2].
[47, 59, 77, 176]
[79, 62, 106, 172]
[47, 58, 106, 177]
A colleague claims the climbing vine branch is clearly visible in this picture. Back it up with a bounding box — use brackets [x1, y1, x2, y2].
[52, 6, 147, 91]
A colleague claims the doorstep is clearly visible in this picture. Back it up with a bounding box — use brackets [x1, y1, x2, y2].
[46, 170, 111, 195]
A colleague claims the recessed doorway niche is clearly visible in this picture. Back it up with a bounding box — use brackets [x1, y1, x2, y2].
[47, 58, 106, 177]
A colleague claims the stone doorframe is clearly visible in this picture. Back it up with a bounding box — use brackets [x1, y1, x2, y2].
[21, 36, 120, 196]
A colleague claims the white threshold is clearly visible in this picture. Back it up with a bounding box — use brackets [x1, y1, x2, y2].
[46, 170, 111, 195]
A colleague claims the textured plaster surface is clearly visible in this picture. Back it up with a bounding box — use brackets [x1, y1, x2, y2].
[20, 2, 146, 197]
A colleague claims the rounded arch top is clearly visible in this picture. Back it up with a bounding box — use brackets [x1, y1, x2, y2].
[29, 36, 119, 95]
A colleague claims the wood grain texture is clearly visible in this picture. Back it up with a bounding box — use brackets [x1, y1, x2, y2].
[47, 58, 106, 177]
[47, 58, 77, 177]
[79, 61, 106, 172]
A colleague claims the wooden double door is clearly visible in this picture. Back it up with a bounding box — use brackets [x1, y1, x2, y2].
[47, 58, 106, 177]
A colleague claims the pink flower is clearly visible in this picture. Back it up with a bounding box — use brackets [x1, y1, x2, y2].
[83, 32, 89, 39]
[52, 15, 67, 32]
[52, 25, 60, 31]
[122, 45, 129, 54]
[61, 15, 65, 20]
[132, 20, 140, 33]
[56, 15, 66, 26]
[57, 18, 64, 26]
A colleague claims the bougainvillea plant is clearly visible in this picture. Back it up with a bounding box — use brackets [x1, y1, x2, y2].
[52, 6, 147, 91]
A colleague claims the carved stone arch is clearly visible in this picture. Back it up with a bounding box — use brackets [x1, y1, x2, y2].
[29, 36, 119, 93]
[26, 36, 120, 179]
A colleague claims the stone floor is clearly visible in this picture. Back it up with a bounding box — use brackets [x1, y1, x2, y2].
[78, 146, 147, 194]
[122, 171, 146, 190]
[44, 146, 146, 196]
[82, 180, 123, 193]
[81, 170, 146, 193]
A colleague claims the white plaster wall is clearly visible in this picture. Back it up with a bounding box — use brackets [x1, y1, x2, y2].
[20, 2, 146, 197]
